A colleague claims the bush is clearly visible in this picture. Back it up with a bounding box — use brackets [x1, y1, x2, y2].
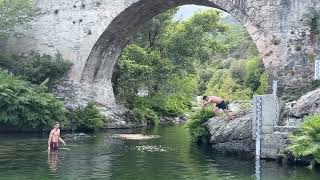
[0, 52, 72, 85]
[67, 102, 105, 132]
[230, 60, 246, 82]
[130, 97, 161, 125]
[0, 69, 66, 128]
[130, 93, 190, 122]
[185, 109, 214, 143]
[255, 72, 268, 95]
[289, 115, 320, 163]
[132, 107, 159, 126]
[245, 57, 264, 93]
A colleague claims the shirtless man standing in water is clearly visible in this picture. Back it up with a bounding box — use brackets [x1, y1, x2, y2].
[200, 96, 234, 120]
[48, 122, 66, 151]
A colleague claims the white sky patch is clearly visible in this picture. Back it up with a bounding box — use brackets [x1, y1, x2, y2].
[174, 5, 229, 21]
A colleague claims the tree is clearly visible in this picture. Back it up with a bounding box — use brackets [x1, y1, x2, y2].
[133, 8, 178, 49]
[162, 10, 227, 75]
[0, 0, 36, 37]
[115, 44, 173, 100]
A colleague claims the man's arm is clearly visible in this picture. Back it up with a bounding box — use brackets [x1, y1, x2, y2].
[200, 101, 210, 111]
[59, 137, 66, 146]
[58, 131, 66, 146]
[48, 131, 53, 150]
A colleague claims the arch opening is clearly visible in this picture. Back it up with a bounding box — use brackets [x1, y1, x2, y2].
[81, 0, 265, 83]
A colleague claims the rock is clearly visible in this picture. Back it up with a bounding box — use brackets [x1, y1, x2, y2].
[159, 117, 175, 125]
[281, 88, 320, 126]
[207, 110, 254, 154]
[228, 100, 252, 113]
[290, 88, 320, 118]
[98, 105, 146, 129]
[63, 133, 91, 141]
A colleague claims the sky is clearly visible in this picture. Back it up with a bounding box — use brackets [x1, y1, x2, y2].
[174, 5, 228, 21]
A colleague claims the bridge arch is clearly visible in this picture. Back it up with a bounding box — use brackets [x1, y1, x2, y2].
[81, 0, 271, 83]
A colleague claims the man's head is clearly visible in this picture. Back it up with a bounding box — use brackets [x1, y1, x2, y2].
[203, 96, 208, 101]
[54, 122, 60, 129]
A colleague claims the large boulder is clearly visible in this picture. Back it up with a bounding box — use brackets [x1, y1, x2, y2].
[281, 88, 320, 126]
[98, 105, 146, 129]
[207, 110, 254, 155]
[290, 88, 320, 118]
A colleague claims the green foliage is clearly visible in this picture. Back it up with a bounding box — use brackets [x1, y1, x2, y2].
[185, 109, 214, 143]
[114, 9, 227, 102]
[133, 8, 178, 48]
[132, 107, 159, 126]
[255, 72, 269, 95]
[113, 9, 267, 129]
[215, 24, 259, 59]
[67, 102, 105, 132]
[289, 115, 320, 162]
[0, 52, 72, 85]
[17, 52, 72, 84]
[245, 57, 264, 93]
[311, 80, 320, 89]
[115, 44, 172, 99]
[163, 10, 227, 73]
[206, 70, 251, 102]
[230, 60, 246, 82]
[0, 69, 66, 128]
[0, 0, 37, 37]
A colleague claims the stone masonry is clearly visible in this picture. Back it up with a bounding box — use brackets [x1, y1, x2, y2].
[0, 0, 319, 116]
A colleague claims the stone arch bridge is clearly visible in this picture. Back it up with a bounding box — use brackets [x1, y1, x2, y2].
[1, 0, 319, 108]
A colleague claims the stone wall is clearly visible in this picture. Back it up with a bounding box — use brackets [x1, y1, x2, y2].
[1, 0, 319, 114]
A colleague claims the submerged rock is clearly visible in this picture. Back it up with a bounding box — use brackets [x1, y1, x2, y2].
[110, 134, 160, 140]
[62, 133, 91, 141]
[207, 110, 254, 155]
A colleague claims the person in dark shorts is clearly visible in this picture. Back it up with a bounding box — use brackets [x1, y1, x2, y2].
[200, 95, 234, 120]
[48, 122, 66, 152]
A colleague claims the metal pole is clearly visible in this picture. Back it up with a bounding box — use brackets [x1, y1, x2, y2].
[272, 80, 277, 96]
[315, 60, 320, 80]
[255, 96, 263, 180]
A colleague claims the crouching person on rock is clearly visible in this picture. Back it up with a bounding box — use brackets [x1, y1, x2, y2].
[200, 95, 235, 120]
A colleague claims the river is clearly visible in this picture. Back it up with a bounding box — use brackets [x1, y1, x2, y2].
[0, 125, 319, 180]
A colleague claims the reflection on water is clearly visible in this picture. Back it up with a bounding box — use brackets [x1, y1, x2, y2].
[48, 151, 58, 172]
[111, 134, 161, 140]
[0, 126, 319, 180]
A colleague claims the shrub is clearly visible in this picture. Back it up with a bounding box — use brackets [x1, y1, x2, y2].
[0, 69, 66, 128]
[130, 97, 161, 125]
[289, 115, 320, 163]
[67, 102, 105, 132]
[245, 57, 264, 93]
[185, 109, 214, 143]
[255, 72, 269, 95]
[16, 52, 72, 85]
[230, 60, 246, 81]
[164, 94, 190, 116]
[130, 92, 191, 121]
[132, 107, 159, 126]
[0, 52, 72, 85]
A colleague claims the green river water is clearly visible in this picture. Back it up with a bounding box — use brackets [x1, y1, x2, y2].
[0, 125, 319, 180]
